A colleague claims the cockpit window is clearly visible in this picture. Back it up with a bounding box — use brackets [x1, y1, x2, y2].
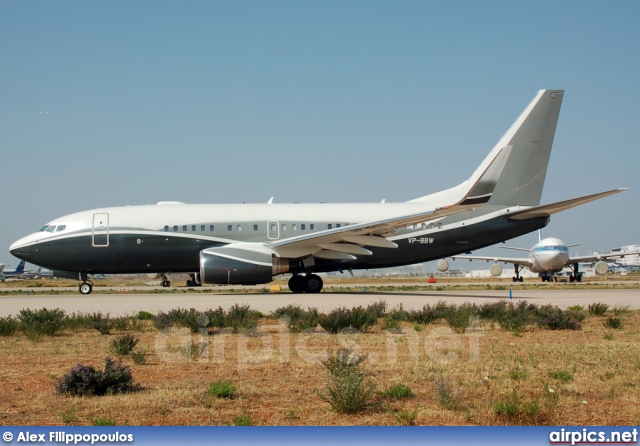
[46, 226, 56, 233]
[55, 225, 66, 233]
[39, 225, 49, 232]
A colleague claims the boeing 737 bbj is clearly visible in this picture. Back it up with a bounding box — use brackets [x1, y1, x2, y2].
[442, 237, 640, 282]
[9, 90, 628, 294]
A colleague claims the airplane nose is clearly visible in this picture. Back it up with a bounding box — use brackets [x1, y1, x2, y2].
[9, 239, 33, 260]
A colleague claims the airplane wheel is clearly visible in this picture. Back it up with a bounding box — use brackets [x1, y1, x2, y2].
[288, 275, 306, 293]
[304, 274, 323, 293]
[569, 276, 574, 283]
[576, 275, 582, 282]
[519, 277, 524, 282]
[512, 277, 517, 282]
[162, 280, 171, 287]
[79, 283, 92, 295]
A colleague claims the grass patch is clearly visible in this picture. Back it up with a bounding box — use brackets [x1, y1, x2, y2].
[208, 380, 238, 399]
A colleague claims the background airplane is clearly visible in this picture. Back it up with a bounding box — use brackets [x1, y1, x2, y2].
[0, 260, 51, 280]
[442, 237, 640, 282]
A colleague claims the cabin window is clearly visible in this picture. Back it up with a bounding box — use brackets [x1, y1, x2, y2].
[237, 225, 242, 231]
[173, 225, 179, 232]
[253, 224, 258, 231]
[164, 226, 169, 232]
[270, 223, 277, 232]
[310, 224, 315, 230]
[301, 224, 306, 230]
[182, 225, 187, 231]
[281, 224, 286, 231]
[327, 224, 332, 229]
[228, 225, 232, 231]
[336, 224, 341, 228]
[191, 225, 196, 232]
[292, 224, 297, 231]
[55, 225, 66, 232]
[210, 225, 214, 231]
[201, 225, 205, 231]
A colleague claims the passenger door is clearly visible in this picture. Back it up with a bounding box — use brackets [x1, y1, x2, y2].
[92, 213, 110, 247]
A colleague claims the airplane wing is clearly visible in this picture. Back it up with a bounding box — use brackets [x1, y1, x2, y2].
[269, 204, 475, 259]
[506, 189, 626, 220]
[266, 146, 513, 259]
[450, 255, 533, 268]
[566, 249, 640, 265]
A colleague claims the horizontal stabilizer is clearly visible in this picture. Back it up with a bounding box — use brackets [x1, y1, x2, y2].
[506, 189, 627, 220]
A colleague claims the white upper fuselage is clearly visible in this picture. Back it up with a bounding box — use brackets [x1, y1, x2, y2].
[528, 237, 570, 273]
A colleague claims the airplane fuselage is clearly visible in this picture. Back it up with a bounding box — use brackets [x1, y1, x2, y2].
[10, 202, 548, 276]
[528, 237, 570, 273]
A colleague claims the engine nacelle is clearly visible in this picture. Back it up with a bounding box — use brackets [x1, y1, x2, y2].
[437, 259, 449, 272]
[490, 263, 503, 277]
[199, 244, 290, 285]
[594, 261, 609, 275]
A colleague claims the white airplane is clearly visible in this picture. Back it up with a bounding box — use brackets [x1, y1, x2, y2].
[444, 237, 640, 282]
[0, 260, 46, 280]
[37, 111, 50, 115]
[9, 90, 629, 294]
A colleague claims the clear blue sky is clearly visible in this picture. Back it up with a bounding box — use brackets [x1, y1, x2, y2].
[1, 1, 639, 269]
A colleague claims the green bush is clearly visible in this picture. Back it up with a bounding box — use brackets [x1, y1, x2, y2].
[406, 301, 452, 324]
[136, 311, 155, 320]
[318, 306, 377, 334]
[272, 305, 319, 332]
[224, 303, 259, 332]
[445, 303, 477, 333]
[588, 303, 609, 316]
[232, 413, 254, 426]
[318, 348, 376, 414]
[385, 384, 414, 399]
[91, 417, 116, 426]
[604, 317, 623, 329]
[366, 300, 388, 318]
[496, 302, 536, 332]
[130, 348, 149, 365]
[18, 307, 67, 341]
[109, 333, 139, 356]
[208, 380, 237, 399]
[0, 316, 19, 336]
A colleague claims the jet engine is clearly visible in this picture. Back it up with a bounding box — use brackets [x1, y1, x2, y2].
[594, 261, 609, 275]
[199, 244, 290, 285]
[490, 263, 503, 277]
[437, 259, 449, 272]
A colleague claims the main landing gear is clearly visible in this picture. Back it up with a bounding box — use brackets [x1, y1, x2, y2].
[512, 265, 524, 282]
[288, 274, 323, 293]
[161, 273, 171, 288]
[79, 272, 93, 295]
[568, 263, 582, 282]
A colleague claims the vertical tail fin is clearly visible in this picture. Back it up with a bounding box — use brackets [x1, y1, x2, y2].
[486, 89, 563, 206]
[408, 90, 563, 207]
[15, 260, 25, 273]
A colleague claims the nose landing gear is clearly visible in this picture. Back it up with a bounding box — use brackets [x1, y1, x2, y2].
[79, 272, 93, 295]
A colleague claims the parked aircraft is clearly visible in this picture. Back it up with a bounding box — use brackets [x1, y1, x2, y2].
[0, 260, 25, 280]
[9, 90, 628, 294]
[442, 237, 640, 282]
